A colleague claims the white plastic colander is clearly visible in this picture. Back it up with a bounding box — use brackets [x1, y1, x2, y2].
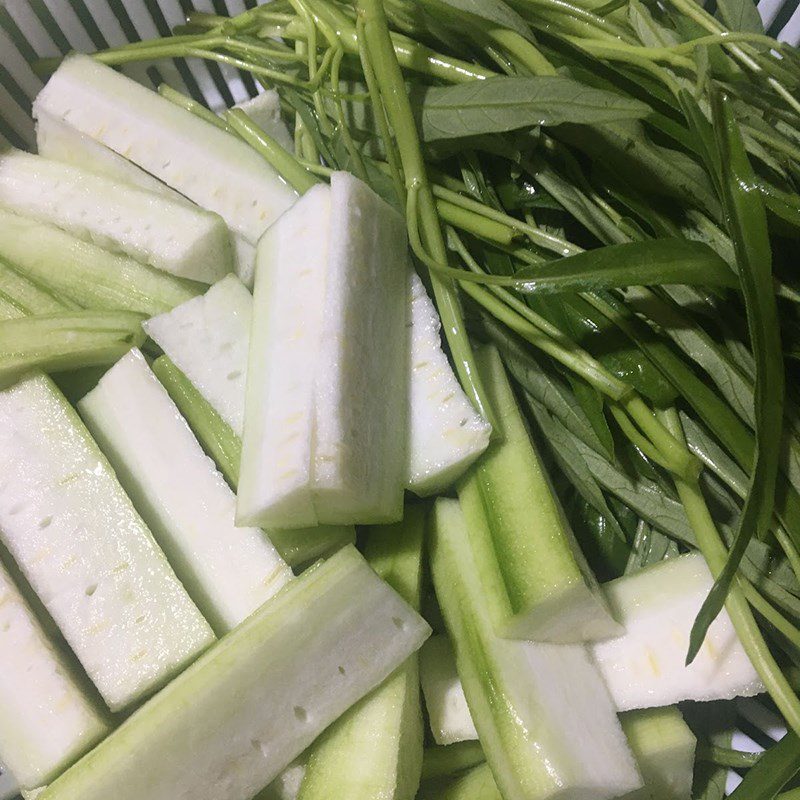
[0, 0, 796, 796]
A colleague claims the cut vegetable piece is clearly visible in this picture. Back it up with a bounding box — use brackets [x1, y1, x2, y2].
[0, 560, 110, 789]
[430, 498, 642, 800]
[33, 55, 298, 244]
[0, 766, 17, 800]
[0, 374, 215, 711]
[407, 271, 490, 495]
[238, 183, 329, 528]
[298, 507, 425, 800]
[239, 173, 408, 528]
[35, 111, 187, 203]
[79, 349, 293, 636]
[420, 635, 478, 745]
[590, 553, 764, 710]
[0, 150, 232, 283]
[458, 345, 621, 642]
[143, 275, 252, 436]
[0, 259, 70, 320]
[620, 708, 696, 800]
[0, 210, 201, 315]
[40, 545, 430, 800]
[311, 173, 408, 524]
[0, 311, 145, 386]
[150, 355, 356, 569]
[233, 91, 294, 152]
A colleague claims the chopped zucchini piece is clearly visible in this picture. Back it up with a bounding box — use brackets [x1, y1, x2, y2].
[33, 55, 297, 245]
[40, 546, 430, 800]
[590, 553, 763, 710]
[0, 150, 232, 283]
[79, 349, 293, 636]
[239, 173, 408, 527]
[420, 635, 478, 745]
[0, 373, 215, 711]
[0, 311, 145, 387]
[298, 506, 426, 800]
[430, 498, 642, 800]
[0, 560, 109, 789]
[457, 345, 621, 643]
[621, 708, 696, 800]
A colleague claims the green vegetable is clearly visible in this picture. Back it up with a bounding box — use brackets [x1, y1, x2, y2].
[415, 76, 650, 141]
[429, 498, 642, 800]
[40, 546, 430, 800]
[0, 311, 145, 386]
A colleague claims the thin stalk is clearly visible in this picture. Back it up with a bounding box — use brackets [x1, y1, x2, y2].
[225, 109, 318, 193]
[696, 743, 762, 769]
[436, 200, 516, 245]
[743, 583, 800, 651]
[563, 37, 698, 70]
[661, 407, 800, 738]
[329, 47, 368, 182]
[282, 6, 496, 84]
[484, 28, 557, 76]
[158, 84, 229, 131]
[356, 0, 496, 425]
[356, 15, 405, 205]
[431, 185, 580, 256]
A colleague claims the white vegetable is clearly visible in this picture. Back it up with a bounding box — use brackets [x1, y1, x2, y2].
[406, 272, 490, 495]
[590, 552, 764, 710]
[35, 111, 186, 203]
[621, 708, 696, 800]
[233, 91, 293, 152]
[0, 150, 232, 284]
[33, 55, 297, 245]
[79, 349, 293, 636]
[40, 546, 430, 800]
[0, 560, 109, 789]
[430, 498, 642, 800]
[0, 374, 215, 711]
[143, 275, 252, 437]
[239, 173, 408, 528]
[419, 636, 477, 746]
[148, 272, 488, 498]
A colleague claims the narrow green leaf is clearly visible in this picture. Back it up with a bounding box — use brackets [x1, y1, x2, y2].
[526, 394, 627, 542]
[516, 239, 737, 294]
[416, 77, 650, 141]
[715, 0, 765, 36]
[687, 92, 786, 665]
[728, 732, 800, 800]
[557, 121, 722, 220]
[421, 0, 535, 42]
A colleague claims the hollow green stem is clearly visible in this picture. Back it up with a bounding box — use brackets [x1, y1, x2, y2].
[696, 743, 761, 769]
[158, 84, 229, 131]
[225, 108, 319, 194]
